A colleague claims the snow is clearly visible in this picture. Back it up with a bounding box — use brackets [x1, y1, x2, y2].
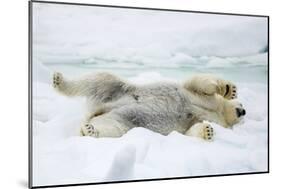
[32, 75, 268, 186]
[31, 2, 268, 187]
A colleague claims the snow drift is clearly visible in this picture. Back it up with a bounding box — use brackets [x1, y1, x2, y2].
[32, 74, 268, 186]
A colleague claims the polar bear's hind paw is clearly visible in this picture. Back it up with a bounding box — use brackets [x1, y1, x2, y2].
[53, 72, 63, 88]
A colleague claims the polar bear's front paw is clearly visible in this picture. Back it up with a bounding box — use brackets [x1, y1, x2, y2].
[186, 122, 215, 141]
[53, 72, 63, 88]
[80, 123, 99, 137]
[202, 124, 214, 141]
[217, 80, 237, 100]
[224, 83, 237, 100]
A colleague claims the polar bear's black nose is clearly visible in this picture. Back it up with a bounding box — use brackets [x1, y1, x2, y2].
[236, 108, 246, 117]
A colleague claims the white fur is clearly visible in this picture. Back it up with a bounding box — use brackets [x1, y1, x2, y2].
[53, 72, 244, 141]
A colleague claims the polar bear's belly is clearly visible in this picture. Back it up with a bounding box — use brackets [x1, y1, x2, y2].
[112, 88, 194, 135]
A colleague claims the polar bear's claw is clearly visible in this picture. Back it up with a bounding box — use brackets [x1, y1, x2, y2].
[203, 124, 214, 141]
[230, 85, 237, 99]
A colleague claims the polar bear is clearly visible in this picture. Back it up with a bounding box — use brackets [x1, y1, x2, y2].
[53, 72, 246, 141]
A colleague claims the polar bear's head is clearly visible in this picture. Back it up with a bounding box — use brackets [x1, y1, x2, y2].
[223, 99, 246, 127]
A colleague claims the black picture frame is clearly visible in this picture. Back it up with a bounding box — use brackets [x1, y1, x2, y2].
[28, 1, 270, 188]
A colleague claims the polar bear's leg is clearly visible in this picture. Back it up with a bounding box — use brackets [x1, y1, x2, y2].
[53, 72, 95, 97]
[80, 115, 129, 138]
[184, 74, 237, 99]
[185, 122, 214, 141]
[53, 72, 135, 100]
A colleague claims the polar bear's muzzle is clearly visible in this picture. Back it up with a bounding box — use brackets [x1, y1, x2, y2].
[236, 108, 246, 117]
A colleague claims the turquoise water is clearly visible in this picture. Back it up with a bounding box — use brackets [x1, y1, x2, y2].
[45, 62, 268, 84]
